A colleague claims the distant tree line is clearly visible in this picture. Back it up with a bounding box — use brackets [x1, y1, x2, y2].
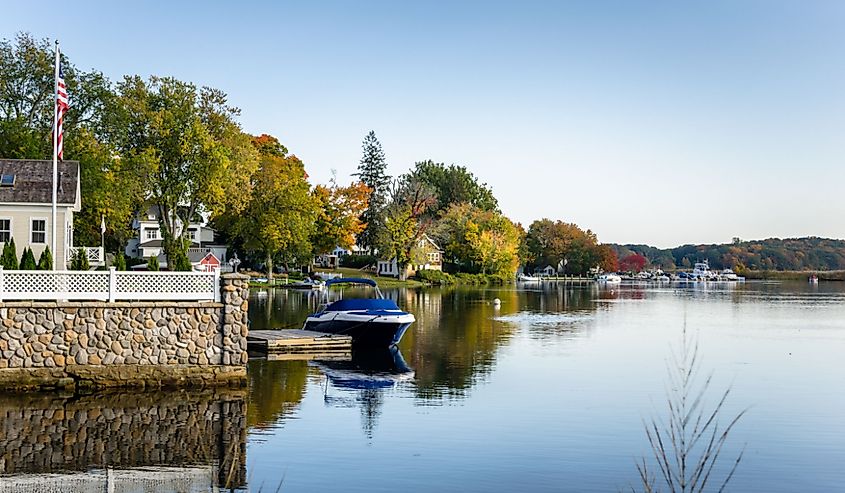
[611, 237, 845, 272]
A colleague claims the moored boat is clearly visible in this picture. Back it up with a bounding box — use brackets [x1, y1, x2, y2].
[597, 273, 622, 283]
[517, 274, 541, 282]
[303, 278, 415, 346]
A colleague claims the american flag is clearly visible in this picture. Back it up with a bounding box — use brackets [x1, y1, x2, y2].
[55, 60, 68, 159]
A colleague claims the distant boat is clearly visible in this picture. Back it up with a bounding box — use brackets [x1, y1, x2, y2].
[303, 278, 414, 346]
[597, 273, 622, 283]
[517, 274, 541, 282]
[288, 278, 325, 290]
[809, 274, 819, 284]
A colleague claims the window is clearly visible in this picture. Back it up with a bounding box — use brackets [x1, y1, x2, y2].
[146, 228, 158, 240]
[0, 175, 15, 187]
[188, 229, 196, 241]
[31, 219, 46, 244]
[0, 219, 10, 243]
[428, 252, 440, 263]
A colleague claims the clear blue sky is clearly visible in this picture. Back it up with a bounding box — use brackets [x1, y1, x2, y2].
[4, 1, 844, 247]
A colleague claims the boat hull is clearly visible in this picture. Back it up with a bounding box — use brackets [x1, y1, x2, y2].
[303, 316, 413, 346]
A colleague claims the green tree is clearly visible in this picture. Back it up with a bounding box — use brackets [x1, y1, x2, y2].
[113, 252, 126, 271]
[70, 248, 90, 270]
[37, 245, 53, 270]
[376, 175, 436, 280]
[1, 238, 19, 269]
[147, 255, 160, 271]
[215, 135, 317, 278]
[0, 33, 142, 251]
[354, 131, 391, 251]
[105, 75, 259, 267]
[19, 248, 37, 270]
[525, 219, 609, 275]
[409, 160, 498, 215]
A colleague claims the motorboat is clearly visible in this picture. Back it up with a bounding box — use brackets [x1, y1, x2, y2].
[288, 278, 325, 290]
[303, 278, 415, 346]
[719, 269, 745, 282]
[517, 274, 541, 282]
[692, 260, 715, 281]
[809, 274, 819, 284]
[597, 273, 622, 283]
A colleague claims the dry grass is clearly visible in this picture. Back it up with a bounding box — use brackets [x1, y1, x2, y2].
[634, 327, 746, 493]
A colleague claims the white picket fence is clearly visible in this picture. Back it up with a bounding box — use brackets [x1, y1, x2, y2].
[0, 268, 220, 302]
[67, 246, 106, 267]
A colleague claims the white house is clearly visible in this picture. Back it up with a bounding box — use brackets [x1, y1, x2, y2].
[0, 159, 95, 267]
[376, 234, 444, 278]
[125, 205, 228, 270]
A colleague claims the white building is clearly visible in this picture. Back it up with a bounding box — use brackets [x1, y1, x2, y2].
[125, 206, 228, 270]
[376, 234, 443, 278]
[0, 159, 97, 267]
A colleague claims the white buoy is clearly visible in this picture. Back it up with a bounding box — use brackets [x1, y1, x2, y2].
[493, 298, 501, 307]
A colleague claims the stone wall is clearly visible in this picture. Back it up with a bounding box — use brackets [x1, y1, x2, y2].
[0, 389, 247, 490]
[0, 273, 250, 390]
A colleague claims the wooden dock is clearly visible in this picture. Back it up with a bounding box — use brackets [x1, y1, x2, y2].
[247, 329, 352, 358]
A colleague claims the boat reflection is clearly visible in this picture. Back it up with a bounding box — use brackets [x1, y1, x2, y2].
[312, 346, 414, 392]
[312, 347, 414, 438]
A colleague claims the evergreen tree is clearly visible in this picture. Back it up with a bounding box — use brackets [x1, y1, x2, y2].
[354, 131, 391, 251]
[71, 248, 90, 270]
[1, 238, 19, 269]
[147, 255, 160, 271]
[20, 247, 37, 270]
[37, 246, 53, 270]
[113, 252, 126, 271]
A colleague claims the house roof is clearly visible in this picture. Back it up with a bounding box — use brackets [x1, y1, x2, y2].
[0, 159, 79, 205]
[139, 239, 200, 248]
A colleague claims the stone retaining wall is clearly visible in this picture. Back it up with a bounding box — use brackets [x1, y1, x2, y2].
[0, 274, 249, 390]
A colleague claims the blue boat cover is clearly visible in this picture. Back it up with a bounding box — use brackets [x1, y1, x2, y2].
[325, 298, 399, 311]
[325, 277, 378, 287]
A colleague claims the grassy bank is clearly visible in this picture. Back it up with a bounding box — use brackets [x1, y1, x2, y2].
[741, 270, 845, 281]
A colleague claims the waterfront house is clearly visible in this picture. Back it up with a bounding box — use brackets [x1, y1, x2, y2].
[535, 265, 556, 277]
[376, 234, 443, 278]
[125, 205, 228, 270]
[0, 159, 98, 267]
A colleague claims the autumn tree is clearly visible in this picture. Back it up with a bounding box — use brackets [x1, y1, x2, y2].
[434, 203, 523, 277]
[619, 253, 648, 273]
[216, 135, 317, 278]
[354, 131, 391, 251]
[526, 219, 611, 275]
[311, 177, 370, 256]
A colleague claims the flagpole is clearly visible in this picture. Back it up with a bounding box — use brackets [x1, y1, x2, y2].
[51, 40, 59, 270]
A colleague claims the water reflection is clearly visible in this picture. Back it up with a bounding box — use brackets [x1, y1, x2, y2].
[0, 389, 247, 492]
[313, 347, 415, 438]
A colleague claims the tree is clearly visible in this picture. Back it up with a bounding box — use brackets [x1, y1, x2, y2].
[1, 238, 19, 269]
[71, 248, 90, 271]
[0, 33, 143, 251]
[113, 252, 126, 271]
[215, 135, 317, 279]
[409, 160, 498, 215]
[619, 253, 648, 273]
[525, 219, 607, 275]
[311, 178, 370, 256]
[376, 175, 436, 280]
[147, 255, 159, 271]
[37, 246, 53, 270]
[435, 203, 523, 277]
[19, 248, 37, 270]
[354, 131, 391, 251]
[105, 75, 259, 267]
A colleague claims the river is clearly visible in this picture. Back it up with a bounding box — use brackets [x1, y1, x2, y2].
[2, 281, 844, 492]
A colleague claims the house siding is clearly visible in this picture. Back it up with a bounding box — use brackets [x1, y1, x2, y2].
[0, 204, 73, 267]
